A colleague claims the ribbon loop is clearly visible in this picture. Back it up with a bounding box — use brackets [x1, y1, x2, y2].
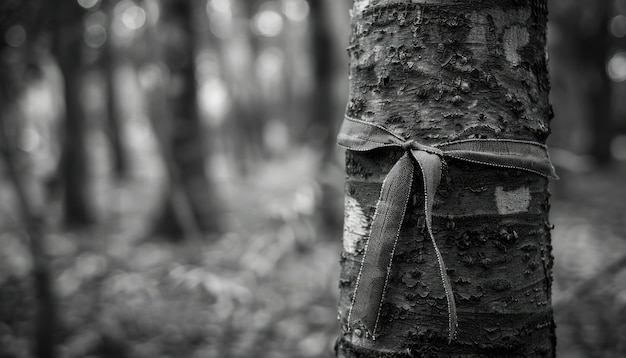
[340, 115, 557, 343]
[348, 152, 414, 339]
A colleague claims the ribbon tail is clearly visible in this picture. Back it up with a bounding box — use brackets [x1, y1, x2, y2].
[411, 150, 458, 343]
[348, 153, 414, 339]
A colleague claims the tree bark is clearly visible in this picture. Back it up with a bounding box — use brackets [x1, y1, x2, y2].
[337, 1, 555, 356]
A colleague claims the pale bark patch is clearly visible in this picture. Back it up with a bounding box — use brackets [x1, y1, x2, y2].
[343, 196, 369, 255]
[352, 0, 371, 15]
[503, 25, 529, 66]
[494, 186, 531, 214]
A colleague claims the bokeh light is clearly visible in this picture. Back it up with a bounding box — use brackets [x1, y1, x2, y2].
[607, 52, 626, 81]
[256, 47, 284, 84]
[253, 10, 283, 37]
[209, 0, 231, 16]
[282, 0, 309, 22]
[112, 0, 147, 40]
[611, 135, 626, 160]
[84, 24, 107, 49]
[138, 62, 169, 90]
[84, 11, 108, 48]
[144, 0, 160, 26]
[77, 0, 99, 10]
[611, 15, 626, 38]
[206, 0, 232, 38]
[5, 25, 26, 47]
[199, 78, 230, 124]
[121, 3, 146, 30]
[195, 51, 220, 79]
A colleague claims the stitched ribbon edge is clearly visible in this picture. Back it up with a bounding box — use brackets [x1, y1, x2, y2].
[339, 115, 558, 342]
[338, 116, 558, 179]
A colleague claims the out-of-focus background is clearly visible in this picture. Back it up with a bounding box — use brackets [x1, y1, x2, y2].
[0, 0, 625, 357]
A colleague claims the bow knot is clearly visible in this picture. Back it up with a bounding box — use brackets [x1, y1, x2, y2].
[401, 140, 444, 157]
[338, 116, 557, 343]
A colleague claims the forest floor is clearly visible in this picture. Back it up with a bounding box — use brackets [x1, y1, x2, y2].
[1, 147, 626, 358]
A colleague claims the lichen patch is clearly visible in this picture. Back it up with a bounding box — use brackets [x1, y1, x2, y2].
[343, 196, 369, 255]
[495, 186, 531, 214]
[503, 25, 529, 66]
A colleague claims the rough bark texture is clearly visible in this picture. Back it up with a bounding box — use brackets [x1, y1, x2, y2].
[337, 1, 555, 357]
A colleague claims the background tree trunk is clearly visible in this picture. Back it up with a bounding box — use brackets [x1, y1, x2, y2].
[0, 114, 58, 358]
[103, 6, 129, 179]
[150, 0, 221, 238]
[337, 1, 555, 356]
[584, 2, 612, 164]
[549, 0, 613, 164]
[309, 0, 336, 158]
[52, 1, 96, 227]
[309, 0, 343, 234]
[1, 6, 58, 356]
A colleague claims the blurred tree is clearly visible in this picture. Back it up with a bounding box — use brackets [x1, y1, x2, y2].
[308, 0, 336, 160]
[222, 0, 267, 172]
[51, 0, 97, 226]
[309, 0, 343, 235]
[550, 0, 613, 164]
[336, 1, 556, 356]
[148, 0, 222, 239]
[1, 2, 59, 357]
[102, 0, 129, 178]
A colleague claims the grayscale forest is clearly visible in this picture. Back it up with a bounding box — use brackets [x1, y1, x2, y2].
[1, 0, 626, 357]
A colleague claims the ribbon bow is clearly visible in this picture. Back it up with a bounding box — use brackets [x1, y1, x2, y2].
[338, 116, 557, 342]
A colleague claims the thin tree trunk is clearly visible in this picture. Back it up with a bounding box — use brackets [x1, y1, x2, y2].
[309, 0, 343, 234]
[309, 0, 336, 159]
[150, 0, 221, 238]
[582, 2, 612, 164]
[0, 63, 58, 358]
[103, 19, 129, 178]
[550, 0, 613, 164]
[337, 1, 555, 356]
[52, 1, 96, 226]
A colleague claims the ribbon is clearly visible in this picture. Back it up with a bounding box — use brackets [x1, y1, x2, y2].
[339, 116, 557, 342]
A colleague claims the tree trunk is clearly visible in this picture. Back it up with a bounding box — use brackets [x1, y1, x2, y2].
[549, 0, 612, 164]
[103, 14, 129, 178]
[309, 0, 343, 233]
[337, 1, 556, 356]
[309, 0, 336, 157]
[52, 1, 96, 227]
[1, 25, 59, 358]
[0, 111, 59, 358]
[150, 0, 221, 238]
[579, 2, 612, 164]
